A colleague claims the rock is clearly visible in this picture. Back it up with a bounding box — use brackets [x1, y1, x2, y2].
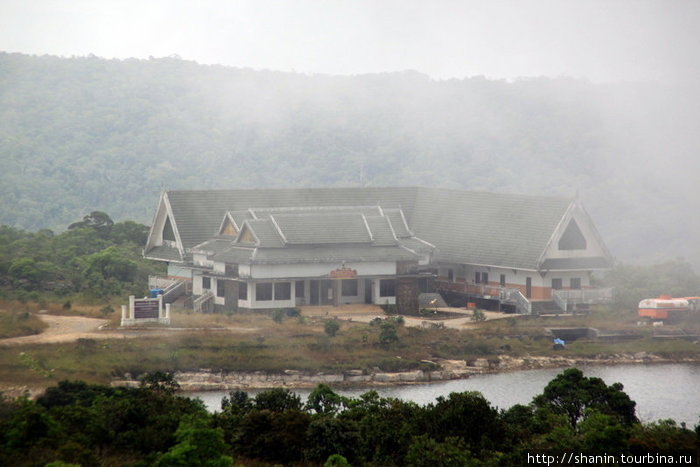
[374, 373, 400, 383]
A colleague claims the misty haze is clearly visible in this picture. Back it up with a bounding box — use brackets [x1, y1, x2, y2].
[1, 1, 700, 464]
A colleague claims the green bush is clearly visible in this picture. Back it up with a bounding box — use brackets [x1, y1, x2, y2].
[324, 319, 340, 337]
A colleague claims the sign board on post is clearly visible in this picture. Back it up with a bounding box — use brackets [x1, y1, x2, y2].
[134, 299, 159, 319]
[122, 295, 170, 326]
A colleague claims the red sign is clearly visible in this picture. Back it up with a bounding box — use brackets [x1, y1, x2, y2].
[330, 266, 357, 279]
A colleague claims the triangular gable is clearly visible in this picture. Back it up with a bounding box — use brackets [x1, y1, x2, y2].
[235, 223, 258, 245]
[144, 191, 185, 260]
[219, 212, 239, 236]
[537, 199, 612, 270]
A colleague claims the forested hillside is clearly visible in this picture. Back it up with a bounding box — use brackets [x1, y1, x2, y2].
[1, 52, 698, 268]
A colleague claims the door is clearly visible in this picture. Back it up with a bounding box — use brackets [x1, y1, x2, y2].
[310, 280, 319, 305]
[364, 279, 373, 304]
[526, 277, 532, 298]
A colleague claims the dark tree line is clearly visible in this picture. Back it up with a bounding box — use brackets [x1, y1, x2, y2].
[0, 211, 162, 301]
[0, 368, 696, 466]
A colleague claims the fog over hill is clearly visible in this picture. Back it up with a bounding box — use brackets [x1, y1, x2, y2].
[1, 52, 698, 268]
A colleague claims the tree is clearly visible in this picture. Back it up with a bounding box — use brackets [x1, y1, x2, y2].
[427, 391, 504, 455]
[405, 434, 477, 467]
[306, 384, 347, 415]
[68, 211, 114, 239]
[253, 388, 302, 412]
[155, 414, 234, 467]
[533, 367, 637, 429]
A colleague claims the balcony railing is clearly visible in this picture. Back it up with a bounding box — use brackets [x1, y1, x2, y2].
[193, 291, 215, 313]
[551, 287, 613, 312]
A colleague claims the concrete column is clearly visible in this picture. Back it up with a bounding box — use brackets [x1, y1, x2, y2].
[129, 296, 135, 320]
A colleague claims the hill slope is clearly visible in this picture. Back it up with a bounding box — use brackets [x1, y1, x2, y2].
[1, 52, 698, 267]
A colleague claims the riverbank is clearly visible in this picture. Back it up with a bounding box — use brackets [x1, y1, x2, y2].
[112, 352, 698, 392]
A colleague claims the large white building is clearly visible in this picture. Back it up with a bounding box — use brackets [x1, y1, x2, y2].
[144, 187, 613, 314]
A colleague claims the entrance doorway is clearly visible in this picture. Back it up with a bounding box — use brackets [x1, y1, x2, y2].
[364, 279, 373, 304]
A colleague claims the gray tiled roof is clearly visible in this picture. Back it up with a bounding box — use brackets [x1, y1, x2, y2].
[251, 245, 417, 264]
[410, 188, 572, 269]
[242, 219, 285, 247]
[144, 245, 182, 262]
[165, 187, 417, 249]
[271, 212, 372, 245]
[364, 215, 398, 246]
[156, 187, 602, 270]
[213, 246, 256, 264]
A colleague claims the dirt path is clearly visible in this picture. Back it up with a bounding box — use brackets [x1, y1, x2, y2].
[0, 314, 111, 346]
[303, 304, 512, 329]
[0, 314, 260, 346]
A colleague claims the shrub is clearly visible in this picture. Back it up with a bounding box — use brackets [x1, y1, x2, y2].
[324, 319, 340, 337]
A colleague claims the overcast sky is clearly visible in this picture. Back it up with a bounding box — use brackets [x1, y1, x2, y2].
[1, 0, 699, 83]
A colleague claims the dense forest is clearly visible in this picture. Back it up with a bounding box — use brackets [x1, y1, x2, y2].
[1, 369, 696, 466]
[0, 52, 698, 269]
[0, 211, 162, 304]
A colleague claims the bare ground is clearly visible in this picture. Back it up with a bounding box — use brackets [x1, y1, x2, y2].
[0, 304, 511, 347]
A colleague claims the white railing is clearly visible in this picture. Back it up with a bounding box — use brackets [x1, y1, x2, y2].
[551, 287, 614, 311]
[193, 291, 215, 313]
[149, 275, 177, 290]
[162, 280, 186, 304]
[551, 290, 568, 312]
[501, 288, 532, 315]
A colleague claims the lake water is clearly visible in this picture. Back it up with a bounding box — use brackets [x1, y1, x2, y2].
[188, 363, 700, 426]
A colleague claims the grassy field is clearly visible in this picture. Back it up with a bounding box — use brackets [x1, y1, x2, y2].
[1, 300, 699, 395]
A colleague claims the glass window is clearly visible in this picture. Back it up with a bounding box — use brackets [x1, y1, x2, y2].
[552, 278, 563, 290]
[448, 269, 454, 281]
[295, 281, 305, 298]
[202, 276, 211, 290]
[379, 279, 395, 297]
[500, 274, 506, 287]
[216, 280, 225, 298]
[570, 278, 581, 290]
[256, 283, 273, 301]
[275, 282, 291, 300]
[341, 279, 358, 296]
[482, 272, 489, 285]
[239, 282, 247, 300]
[475, 271, 480, 284]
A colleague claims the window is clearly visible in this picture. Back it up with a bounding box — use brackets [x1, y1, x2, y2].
[447, 269, 454, 282]
[216, 280, 225, 298]
[558, 219, 587, 250]
[379, 279, 395, 297]
[295, 281, 305, 298]
[475, 271, 480, 284]
[552, 278, 562, 290]
[239, 282, 247, 300]
[341, 279, 358, 297]
[500, 274, 506, 287]
[202, 276, 211, 290]
[163, 216, 176, 242]
[570, 278, 581, 290]
[275, 282, 291, 300]
[482, 272, 489, 285]
[256, 282, 273, 301]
